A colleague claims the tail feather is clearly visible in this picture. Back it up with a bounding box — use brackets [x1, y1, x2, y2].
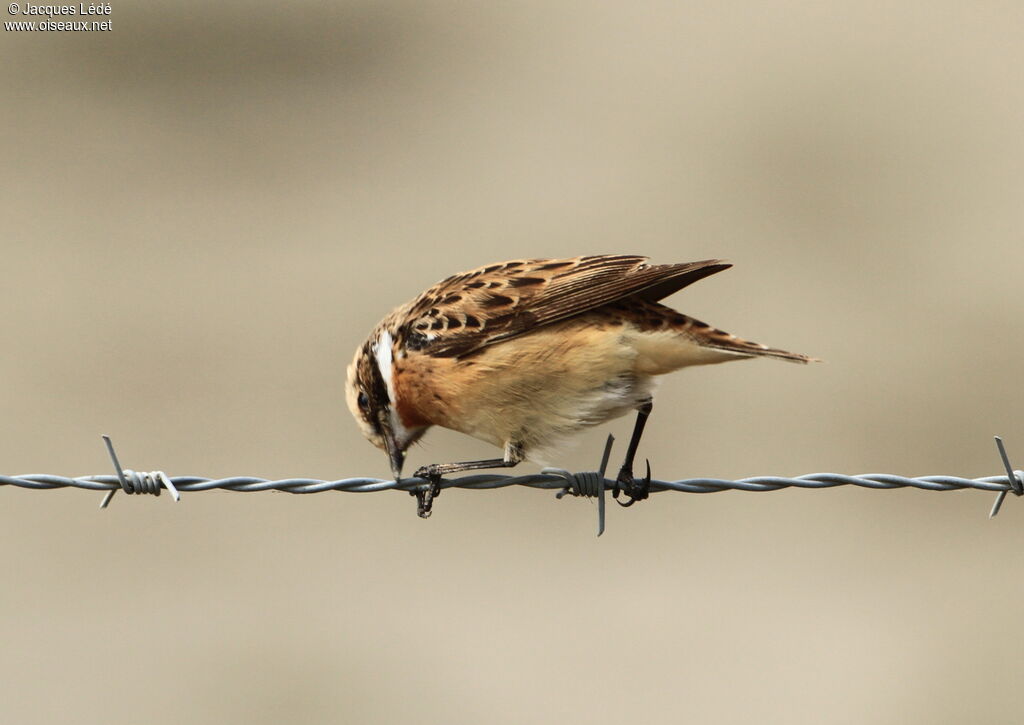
[699, 338, 819, 364]
[608, 298, 820, 369]
[682, 315, 819, 364]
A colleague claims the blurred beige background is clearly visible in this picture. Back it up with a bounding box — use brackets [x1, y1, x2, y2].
[3, 2, 1023, 723]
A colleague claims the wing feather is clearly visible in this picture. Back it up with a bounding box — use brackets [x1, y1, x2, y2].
[395, 255, 731, 358]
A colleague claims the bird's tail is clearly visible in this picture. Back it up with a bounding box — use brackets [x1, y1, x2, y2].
[681, 314, 819, 364]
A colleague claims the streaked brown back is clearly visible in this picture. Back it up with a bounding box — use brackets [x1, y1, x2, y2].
[393, 255, 731, 358]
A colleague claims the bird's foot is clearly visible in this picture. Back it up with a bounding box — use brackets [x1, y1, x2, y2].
[613, 459, 651, 508]
[411, 465, 443, 518]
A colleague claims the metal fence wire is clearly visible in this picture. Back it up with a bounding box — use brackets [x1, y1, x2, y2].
[2, 435, 1022, 536]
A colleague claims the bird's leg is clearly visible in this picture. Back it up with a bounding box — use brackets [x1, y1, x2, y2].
[412, 443, 523, 518]
[614, 398, 653, 507]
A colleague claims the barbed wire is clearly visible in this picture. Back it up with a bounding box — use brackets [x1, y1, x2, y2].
[2, 435, 1021, 535]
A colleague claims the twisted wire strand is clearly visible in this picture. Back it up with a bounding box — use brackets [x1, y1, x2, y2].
[7, 435, 1020, 534]
[0, 472, 1017, 495]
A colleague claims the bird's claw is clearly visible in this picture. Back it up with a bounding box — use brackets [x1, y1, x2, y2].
[613, 459, 651, 508]
[412, 464, 440, 480]
[410, 465, 443, 518]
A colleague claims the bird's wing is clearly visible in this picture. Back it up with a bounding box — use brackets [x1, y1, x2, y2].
[395, 254, 731, 358]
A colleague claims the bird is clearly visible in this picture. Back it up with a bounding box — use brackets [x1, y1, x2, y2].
[346, 254, 816, 516]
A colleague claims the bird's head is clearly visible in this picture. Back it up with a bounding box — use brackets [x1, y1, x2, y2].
[346, 329, 424, 480]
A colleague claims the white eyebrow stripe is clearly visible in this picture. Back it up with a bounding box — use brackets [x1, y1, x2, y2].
[372, 330, 397, 404]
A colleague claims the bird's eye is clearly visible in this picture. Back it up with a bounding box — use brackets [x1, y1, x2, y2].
[357, 391, 370, 412]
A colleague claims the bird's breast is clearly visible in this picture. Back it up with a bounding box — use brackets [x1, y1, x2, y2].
[393, 316, 652, 451]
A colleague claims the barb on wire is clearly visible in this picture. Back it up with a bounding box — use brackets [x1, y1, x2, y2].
[99, 435, 178, 509]
[990, 436, 1024, 518]
[0, 435, 1021, 535]
[544, 433, 613, 536]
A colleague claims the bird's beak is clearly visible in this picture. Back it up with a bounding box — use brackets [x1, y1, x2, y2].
[380, 416, 405, 481]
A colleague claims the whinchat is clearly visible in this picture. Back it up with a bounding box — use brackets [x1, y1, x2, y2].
[347, 255, 816, 515]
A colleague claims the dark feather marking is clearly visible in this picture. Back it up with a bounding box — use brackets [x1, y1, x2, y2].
[361, 345, 391, 430]
[405, 331, 430, 351]
[508, 276, 544, 287]
[483, 294, 513, 308]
